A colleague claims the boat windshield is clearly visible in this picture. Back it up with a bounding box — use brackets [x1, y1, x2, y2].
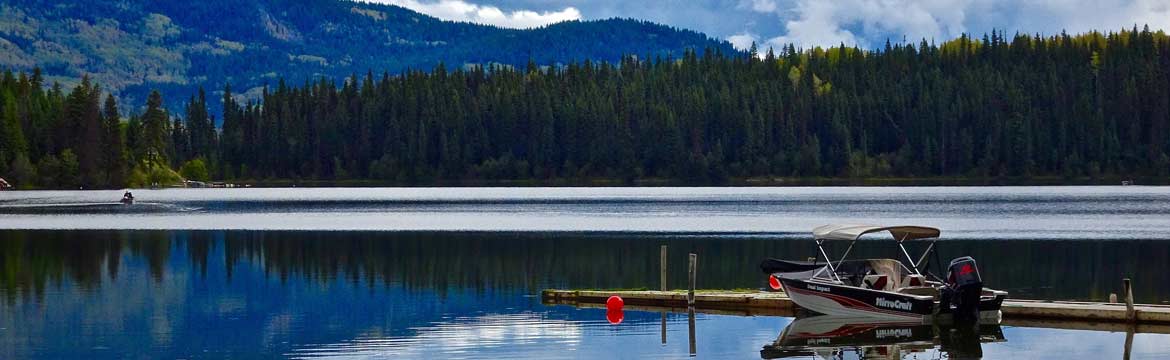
[812, 259, 913, 287]
[810, 224, 942, 282]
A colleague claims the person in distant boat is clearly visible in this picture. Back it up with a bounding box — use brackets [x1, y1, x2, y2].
[121, 191, 135, 204]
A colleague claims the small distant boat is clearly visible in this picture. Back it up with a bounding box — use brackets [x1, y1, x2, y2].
[760, 224, 1007, 324]
[0, 177, 12, 190]
[120, 191, 135, 205]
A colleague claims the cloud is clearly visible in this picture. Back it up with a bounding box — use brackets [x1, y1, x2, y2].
[740, 0, 778, 13]
[362, 0, 582, 29]
[727, 32, 759, 51]
[755, 0, 1170, 50]
[999, 0, 1170, 35]
[761, 0, 971, 50]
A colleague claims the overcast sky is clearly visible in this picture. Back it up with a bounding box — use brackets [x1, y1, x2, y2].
[362, 0, 1170, 51]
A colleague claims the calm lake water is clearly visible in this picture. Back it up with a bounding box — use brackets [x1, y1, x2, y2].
[2, 187, 1170, 358]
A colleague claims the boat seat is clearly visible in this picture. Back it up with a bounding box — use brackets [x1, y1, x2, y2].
[862, 274, 891, 291]
[903, 274, 927, 287]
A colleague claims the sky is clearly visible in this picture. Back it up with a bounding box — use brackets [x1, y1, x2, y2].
[361, 0, 1170, 51]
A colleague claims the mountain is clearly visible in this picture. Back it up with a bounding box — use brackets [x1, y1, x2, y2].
[0, 0, 738, 114]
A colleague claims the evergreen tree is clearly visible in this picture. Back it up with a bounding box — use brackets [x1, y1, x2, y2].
[141, 90, 170, 167]
[103, 94, 127, 188]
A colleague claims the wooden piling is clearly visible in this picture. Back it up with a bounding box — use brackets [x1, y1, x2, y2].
[1124, 278, 1136, 323]
[1124, 326, 1135, 360]
[660, 246, 669, 345]
[660, 311, 667, 344]
[660, 245, 667, 291]
[687, 307, 697, 355]
[687, 253, 697, 306]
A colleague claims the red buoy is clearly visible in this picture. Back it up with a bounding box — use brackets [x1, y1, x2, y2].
[606, 309, 624, 324]
[768, 275, 782, 291]
[606, 295, 624, 310]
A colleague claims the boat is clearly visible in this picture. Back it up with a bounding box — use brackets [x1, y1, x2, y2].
[0, 177, 11, 190]
[120, 191, 135, 205]
[759, 224, 1007, 324]
[760, 314, 1005, 359]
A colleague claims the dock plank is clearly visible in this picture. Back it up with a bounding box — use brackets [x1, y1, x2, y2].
[542, 289, 1170, 325]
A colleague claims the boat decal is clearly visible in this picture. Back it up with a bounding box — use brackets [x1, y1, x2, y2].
[806, 338, 831, 345]
[806, 284, 832, 292]
[875, 328, 913, 339]
[875, 297, 913, 311]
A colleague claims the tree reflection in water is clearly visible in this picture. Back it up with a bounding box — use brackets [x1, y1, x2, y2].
[3, 230, 1170, 305]
[2, 230, 1170, 358]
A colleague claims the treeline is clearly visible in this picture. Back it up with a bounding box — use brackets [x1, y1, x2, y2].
[2, 27, 1170, 188]
[0, 71, 186, 189]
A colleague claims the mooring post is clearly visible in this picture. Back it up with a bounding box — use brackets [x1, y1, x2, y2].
[660, 245, 668, 345]
[688, 253, 697, 306]
[688, 307, 697, 356]
[660, 311, 667, 344]
[1124, 325, 1135, 360]
[660, 245, 668, 292]
[1123, 278, 1136, 323]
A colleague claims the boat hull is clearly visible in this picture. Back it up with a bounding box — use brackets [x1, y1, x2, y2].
[780, 277, 934, 320]
[778, 277, 1004, 323]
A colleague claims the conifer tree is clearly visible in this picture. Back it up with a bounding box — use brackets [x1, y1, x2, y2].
[141, 90, 170, 167]
[103, 94, 127, 188]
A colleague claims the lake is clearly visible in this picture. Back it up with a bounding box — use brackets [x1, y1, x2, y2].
[2, 187, 1170, 358]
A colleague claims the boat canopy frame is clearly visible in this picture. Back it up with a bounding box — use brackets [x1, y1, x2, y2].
[809, 224, 942, 283]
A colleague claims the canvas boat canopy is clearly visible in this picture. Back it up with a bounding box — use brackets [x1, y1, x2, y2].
[813, 224, 941, 242]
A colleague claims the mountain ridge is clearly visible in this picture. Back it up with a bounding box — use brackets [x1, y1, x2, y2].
[0, 0, 738, 114]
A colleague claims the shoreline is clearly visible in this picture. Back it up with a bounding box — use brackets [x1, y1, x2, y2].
[137, 175, 1170, 188]
[3, 175, 1165, 190]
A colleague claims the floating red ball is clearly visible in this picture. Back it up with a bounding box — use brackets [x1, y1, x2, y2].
[606, 295, 624, 310]
[606, 309, 624, 324]
[769, 275, 782, 291]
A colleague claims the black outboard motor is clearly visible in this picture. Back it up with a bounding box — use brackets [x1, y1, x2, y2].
[944, 256, 983, 323]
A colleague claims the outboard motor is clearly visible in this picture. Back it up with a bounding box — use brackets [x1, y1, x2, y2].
[945, 256, 983, 323]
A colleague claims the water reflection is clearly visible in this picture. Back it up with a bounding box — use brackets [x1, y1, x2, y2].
[3, 231, 1170, 304]
[2, 230, 1170, 358]
[761, 315, 1005, 359]
[289, 313, 585, 358]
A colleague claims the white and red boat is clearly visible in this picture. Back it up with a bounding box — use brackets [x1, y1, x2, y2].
[760, 224, 1007, 324]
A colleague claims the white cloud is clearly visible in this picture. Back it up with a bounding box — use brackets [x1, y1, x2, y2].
[762, 0, 970, 49]
[740, 0, 778, 13]
[361, 0, 581, 29]
[758, 0, 1170, 50]
[727, 32, 759, 51]
[1003, 0, 1170, 35]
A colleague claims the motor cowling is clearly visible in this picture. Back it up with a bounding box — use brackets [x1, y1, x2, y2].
[945, 256, 983, 323]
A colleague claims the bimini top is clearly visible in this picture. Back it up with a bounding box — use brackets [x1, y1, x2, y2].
[812, 224, 941, 242]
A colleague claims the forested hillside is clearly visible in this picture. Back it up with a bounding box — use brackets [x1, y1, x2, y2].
[0, 0, 735, 114]
[1, 28, 1169, 188]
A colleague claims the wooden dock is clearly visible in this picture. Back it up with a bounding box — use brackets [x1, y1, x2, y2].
[542, 289, 1170, 331]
